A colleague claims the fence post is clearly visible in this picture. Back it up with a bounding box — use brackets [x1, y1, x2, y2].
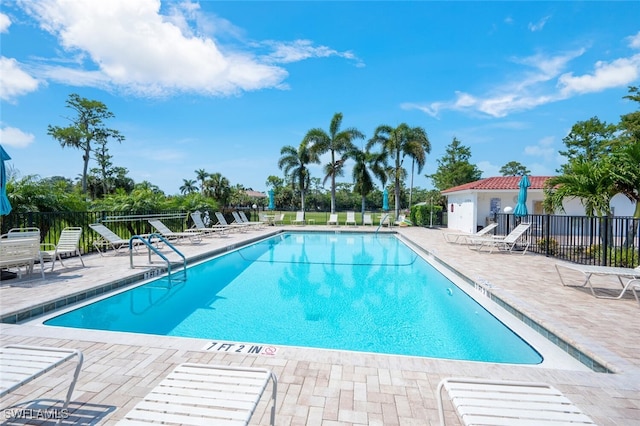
[601, 215, 609, 266]
[544, 214, 550, 257]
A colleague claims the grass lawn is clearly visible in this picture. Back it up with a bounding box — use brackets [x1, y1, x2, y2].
[256, 211, 391, 226]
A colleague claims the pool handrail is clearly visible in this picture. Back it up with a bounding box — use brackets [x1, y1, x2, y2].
[129, 234, 186, 283]
[375, 213, 391, 234]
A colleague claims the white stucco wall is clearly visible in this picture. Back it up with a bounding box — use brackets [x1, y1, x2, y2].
[445, 190, 637, 232]
[446, 193, 477, 233]
[556, 193, 636, 216]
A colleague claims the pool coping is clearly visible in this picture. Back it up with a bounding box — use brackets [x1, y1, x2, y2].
[1, 228, 614, 373]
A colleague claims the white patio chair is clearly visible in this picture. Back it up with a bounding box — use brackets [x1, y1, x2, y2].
[468, 223, 531, 254]
[40, 226, 85, 271]
[327, 213, 339, 226]
[292, 211, 305, 225]
[0, 345, 84, 425]
[345, 211, 357, 226]
[214, 212, 250, 232]
[437, 377, 596, 425]
[89, 223, 136, 255]
[444, 223, 498, 244]
[148, 219, 202, 243]
[118, 363, 277, 426]
[363, 213, 373, 226]
[555, 263, 640, 299]
[189, 211, 229, 236]
[239, 210, 266, 227]
[0, 237, 45, 279]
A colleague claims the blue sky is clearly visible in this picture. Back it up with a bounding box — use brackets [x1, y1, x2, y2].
[1, 1, 639, 196]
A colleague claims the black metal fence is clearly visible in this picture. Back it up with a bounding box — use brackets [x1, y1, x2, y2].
[2, 210, 638, 267]
[492, 213, 640, 267]
[0, 210, 189, 255]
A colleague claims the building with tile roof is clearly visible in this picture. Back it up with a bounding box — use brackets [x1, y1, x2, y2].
[442, 176, 636, 233]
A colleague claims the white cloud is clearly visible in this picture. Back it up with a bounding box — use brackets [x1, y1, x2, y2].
[0, 12, 10, 33]
[627, 31, 640, 49]
[528, 16, 550, 32]
[405, 31, 640, 119]
[18, 0, 288, 97]
[558, 55, 640, 95]
[0, 57, 40, 101]
[524, 136, 556, 162]
[263, 39, 363, 67]
[0, 126, 35, 148]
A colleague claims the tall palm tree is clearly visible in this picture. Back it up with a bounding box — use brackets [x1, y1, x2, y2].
[350, 147, 388, 223]
[278, 142, 319, 212]
[195, 169, 208, 195]
[367, 123, 430, 217]
[304, 113, 364, 213]
[179, 179, 198, 195]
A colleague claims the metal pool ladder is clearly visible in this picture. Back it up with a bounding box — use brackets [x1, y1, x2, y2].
[375, 213, 390, 234]
[129, 233, 187, 283]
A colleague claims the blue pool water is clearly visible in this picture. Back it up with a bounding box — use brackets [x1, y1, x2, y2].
[45, 233, 542, 364]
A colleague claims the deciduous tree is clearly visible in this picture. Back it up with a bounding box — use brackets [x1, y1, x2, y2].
[429, 137, 481, 191]
[47, 93, 124, 194]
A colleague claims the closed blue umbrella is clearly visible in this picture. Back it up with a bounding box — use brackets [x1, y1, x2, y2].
[0, 145, 11, 216]
[513, 175, 530, 218]
[382, 188, 389, 211]
[268, 189, 275, 210]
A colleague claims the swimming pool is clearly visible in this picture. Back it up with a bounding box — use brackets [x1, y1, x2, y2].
[45, 232, 542, 364]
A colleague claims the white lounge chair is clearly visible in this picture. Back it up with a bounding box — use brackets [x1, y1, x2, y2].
[292, 211, 305, 225]
[89, 223, 137, 255]
[148, 219, 202, 243]
[0, 237, 45, 279]
[631, 279, 640, 307]
[273, 213, 285, 225]
[118, 363, 277, 426]
[363, 213, 373, 226]
[469, 223, 531, 254]
[215, 212, 250, 232]
[437, 377, 596, 425]
[190, 211, 229, 236]
[444, 223, 498, 244]
[555, 263, 640, 299]
[345, 211, 357, 226]
[239, 211, 266, 227]
[6, 227, 40, 239]
[327, 213, 339, 226]
[40, 226, 85, 271]
[233, 211, 261, 229]
[0, 345, 84, 424]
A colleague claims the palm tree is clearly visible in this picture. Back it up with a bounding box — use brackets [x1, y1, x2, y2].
[367, 123, 431, 217]
[278, 142, 319, 212]
[179, 179, 198, 195]
[206, 172, 231, 206]
[543, 159, 617, 217]
[350, 147, 387, 223]
[304, 113, 364, 213]
[195, 169, 208, 195]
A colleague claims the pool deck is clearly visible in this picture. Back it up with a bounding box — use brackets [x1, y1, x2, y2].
[1, 225, 639, 425]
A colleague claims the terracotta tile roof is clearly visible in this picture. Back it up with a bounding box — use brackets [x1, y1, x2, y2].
[244, 190, 267, 198]
[441, 176, 554, 193]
